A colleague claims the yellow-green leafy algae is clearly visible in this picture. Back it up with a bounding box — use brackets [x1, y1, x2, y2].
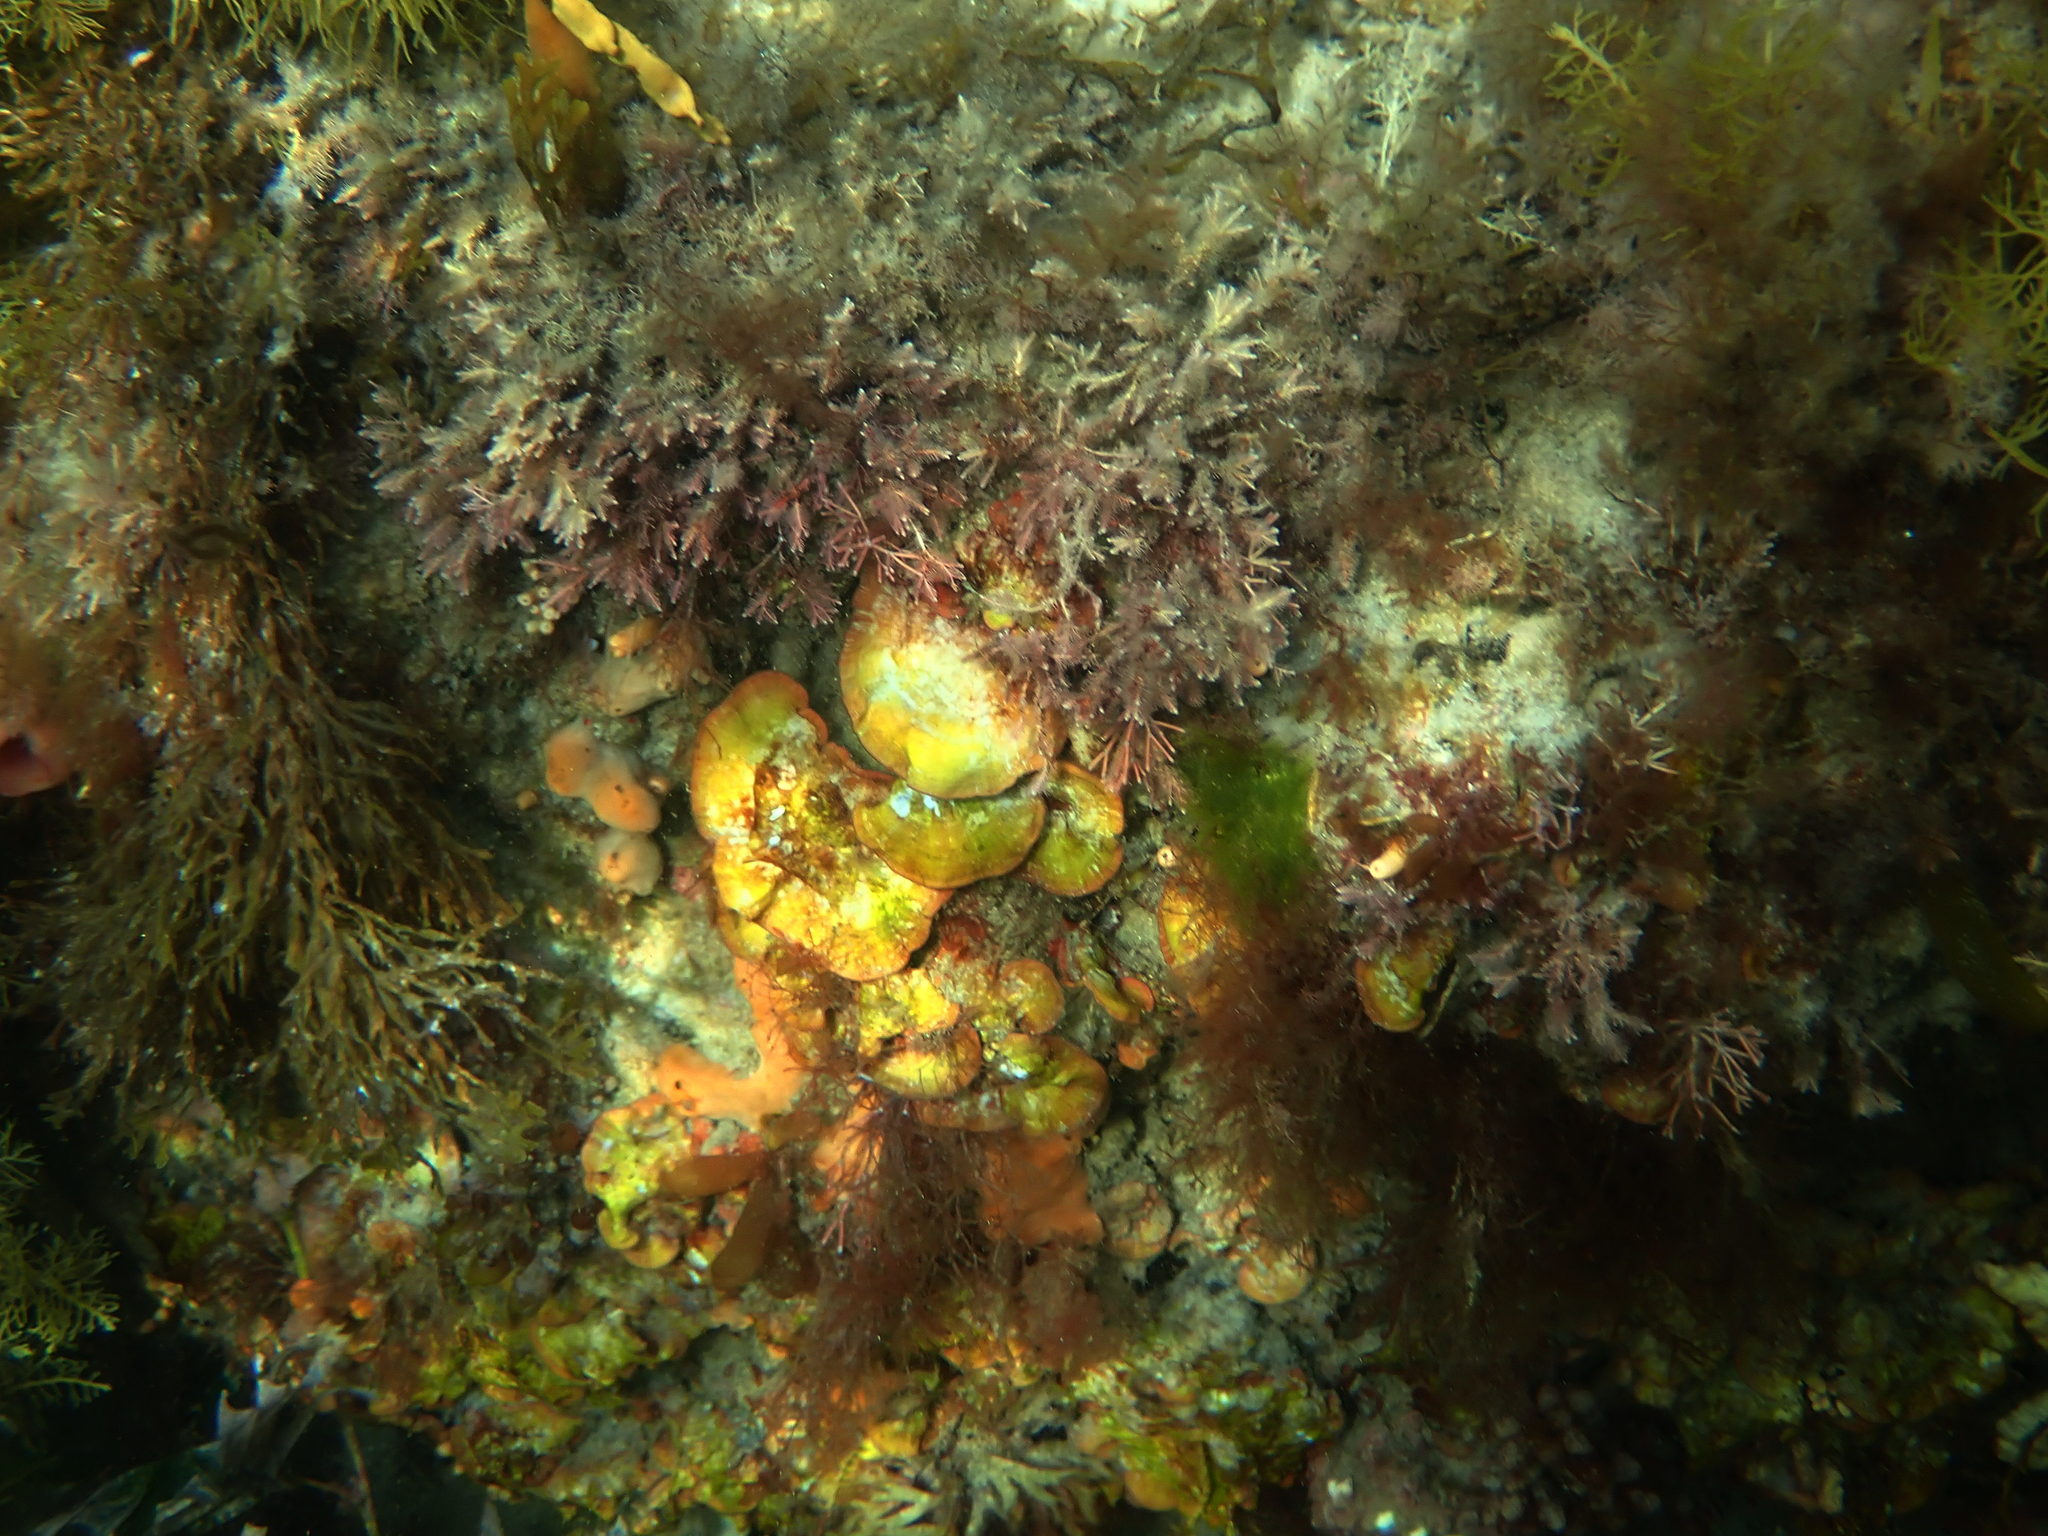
[1625, 1183, 2017, 1479]
[581, 1097, 716, 1260]
[143, 1113, 762, 1526]
[534, 1387, 771, 1524]
[153, 1201, 229, 1272]
[1074, 1338, 1339, 1524]
[1975, 1260, 2048, 1469]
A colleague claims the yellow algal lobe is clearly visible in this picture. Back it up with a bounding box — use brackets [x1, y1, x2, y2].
[1024, 761, 1125, 897]
[839, 569, 1062, 798]
[851, 776, 1046, 888]
[692, 672, 949, 980]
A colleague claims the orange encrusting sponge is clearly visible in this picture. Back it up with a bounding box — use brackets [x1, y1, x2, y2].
[544, 722, 663, 832]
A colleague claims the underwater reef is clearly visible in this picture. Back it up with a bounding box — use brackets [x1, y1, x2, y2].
[9, 0, 2048, 1530]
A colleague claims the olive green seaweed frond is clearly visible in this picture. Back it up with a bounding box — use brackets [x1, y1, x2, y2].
[52, 554, 549, 1134]
[504, 51, 625, 225]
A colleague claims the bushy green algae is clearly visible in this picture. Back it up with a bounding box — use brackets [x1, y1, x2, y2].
[169, 0, 475, 57]
[0, 0, 104, 53]
[1543, 1, 1835, 209]
[1626, 1182, 2020, 1475]
[0, 1124, 115, 1410]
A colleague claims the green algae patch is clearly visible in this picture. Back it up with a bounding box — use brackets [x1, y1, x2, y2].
[1177, 731, 1316, 915]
